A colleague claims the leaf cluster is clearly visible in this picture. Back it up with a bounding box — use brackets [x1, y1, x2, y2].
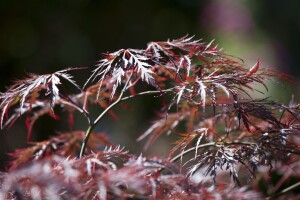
[0, 36, 300, 199]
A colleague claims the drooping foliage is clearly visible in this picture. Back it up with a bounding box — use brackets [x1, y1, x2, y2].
[0, 36, 299, 199]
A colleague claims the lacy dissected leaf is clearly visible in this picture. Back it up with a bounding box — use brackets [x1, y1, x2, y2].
[85, 48, 155, 99]
[137, 112, 188, 149]
[84, 81, 112, 102]
[187, 146, 240, 185]
[2, 101, 49, 129]
[244, 99, 278, 124]
[146, 35, 216, 61]
[2, 101, 55, 140]
[169, 128, 208, 159]
[138, 104, 221, 151]
[0, 68, 81, 129]
[146, 35, 220, 78]
[8, 131, 111, 171]
[233, 99, 280, 131]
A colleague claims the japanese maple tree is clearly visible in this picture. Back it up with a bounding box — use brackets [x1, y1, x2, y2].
[0, 35, 299, 199]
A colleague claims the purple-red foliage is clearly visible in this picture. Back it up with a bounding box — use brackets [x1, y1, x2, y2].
[0, 35, 299, 199]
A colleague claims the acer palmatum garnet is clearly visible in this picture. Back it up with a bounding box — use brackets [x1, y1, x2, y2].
[0, 35, 299, 199]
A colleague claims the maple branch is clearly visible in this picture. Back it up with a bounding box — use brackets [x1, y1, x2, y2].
[170, 141, 255, 163]
[79, 73, 133, 157]
[79, 84, 177, 157]
[59, 97, 92, 125]
[93, 73, 134, 126]
[121, 87, 176, 101]
[170, 142, 215, 163]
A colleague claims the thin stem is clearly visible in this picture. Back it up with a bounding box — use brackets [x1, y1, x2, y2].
[225, 141, 256, 146]
[79, 73, 133, 158]
[121, 87, 176, 101]
[93, 74, 133, 126]
[58, 98, 92, 125]
[79, 124, 93, 157]
[79, 74, 177, 157]
[267, 181, 300, 199]
[170, 142, 215, 162]
[170, 141, 255, 163]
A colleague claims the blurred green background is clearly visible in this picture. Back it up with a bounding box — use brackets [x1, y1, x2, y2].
[0, 0, 299, 169]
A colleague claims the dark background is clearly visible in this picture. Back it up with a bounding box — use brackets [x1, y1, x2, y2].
[0, 0, 299, 169]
